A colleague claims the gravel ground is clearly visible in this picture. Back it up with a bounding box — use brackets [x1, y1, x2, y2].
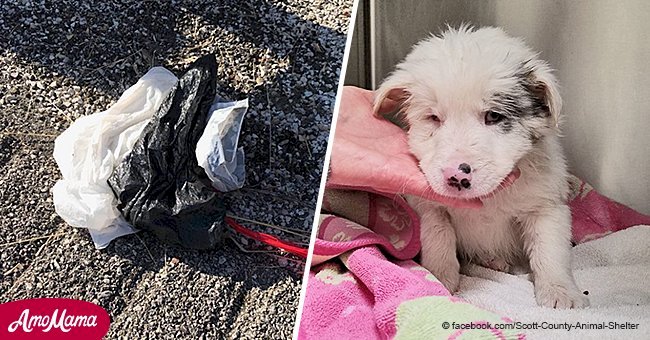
[0, 0, 352, 338]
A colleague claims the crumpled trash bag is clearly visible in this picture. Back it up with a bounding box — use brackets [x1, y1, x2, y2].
[52, 67, 178, 248]
[108, 55, 227, 249]
[195, 98, 248, 192]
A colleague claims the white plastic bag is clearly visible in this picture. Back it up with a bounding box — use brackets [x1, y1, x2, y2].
[52, 67, 178, 249]
[196, 98, 248, 192]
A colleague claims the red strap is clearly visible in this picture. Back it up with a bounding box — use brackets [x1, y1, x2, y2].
[225, 217, 308, 258]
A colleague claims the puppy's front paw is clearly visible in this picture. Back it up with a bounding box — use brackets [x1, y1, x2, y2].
[535, 281, 589, 309]
[422, 258, 460, 293]
[438, 269, 460, 293]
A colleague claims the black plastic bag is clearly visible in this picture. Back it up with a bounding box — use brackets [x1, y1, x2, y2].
[108, 55, 226, 249]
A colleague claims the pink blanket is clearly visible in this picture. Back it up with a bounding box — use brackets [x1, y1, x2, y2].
[298, 87, 650, 340]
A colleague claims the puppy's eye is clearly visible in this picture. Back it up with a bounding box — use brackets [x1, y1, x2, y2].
[484, 111, 505, 125]
[429, 114, 441, 122]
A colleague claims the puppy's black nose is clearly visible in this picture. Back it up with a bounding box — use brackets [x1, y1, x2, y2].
[458, 163, 471, 174]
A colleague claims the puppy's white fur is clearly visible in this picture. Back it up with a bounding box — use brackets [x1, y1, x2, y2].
[375, 26, 588, 309]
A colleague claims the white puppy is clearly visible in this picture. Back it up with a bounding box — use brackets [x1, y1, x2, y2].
[374, 26, 588, 309]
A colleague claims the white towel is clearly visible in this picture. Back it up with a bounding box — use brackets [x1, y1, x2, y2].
[457, 225, 650, 340]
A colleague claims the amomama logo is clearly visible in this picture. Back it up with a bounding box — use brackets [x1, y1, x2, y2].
[0, 298, 110, 339]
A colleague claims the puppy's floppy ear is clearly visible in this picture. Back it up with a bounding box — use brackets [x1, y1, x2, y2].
[526, 65, 563, 128]
[373, 76, 412, 128]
